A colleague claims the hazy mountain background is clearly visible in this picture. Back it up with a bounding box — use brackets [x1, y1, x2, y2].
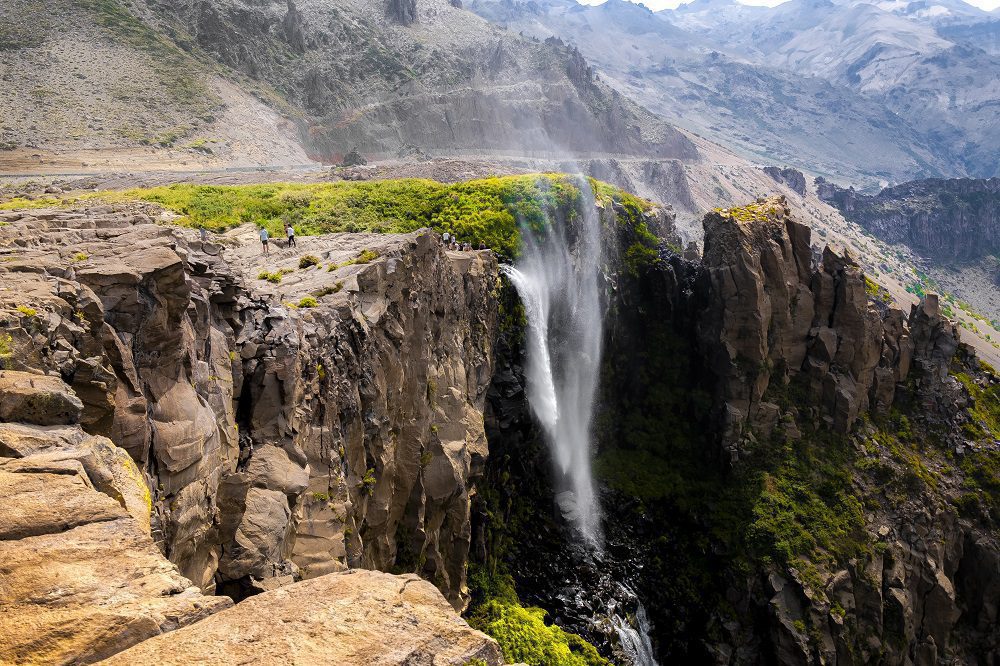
[0, 0, 694, 169]
[469, 0, 1000, 186]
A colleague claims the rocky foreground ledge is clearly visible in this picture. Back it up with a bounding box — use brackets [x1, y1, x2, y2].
[0, 371, 501, 665]
[99, 570, 503, 665]
[0, 203, 502, 663]
[0, 371, 231, 664]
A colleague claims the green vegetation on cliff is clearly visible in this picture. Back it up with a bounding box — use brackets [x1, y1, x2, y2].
[598, 364, 870, 586]
[952, 367, 1000, 517]
[467, 567, 609, 666]
[12, 175, 651, 260]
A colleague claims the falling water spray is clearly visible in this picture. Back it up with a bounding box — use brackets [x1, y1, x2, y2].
[502, 175, 661, 665]
[502, 176, 605, 547]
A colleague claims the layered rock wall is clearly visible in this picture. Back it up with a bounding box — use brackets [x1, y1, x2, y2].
[699, 197, 960, 456]
[0, 204, 497, 609]
[817, 176, 1000, 262]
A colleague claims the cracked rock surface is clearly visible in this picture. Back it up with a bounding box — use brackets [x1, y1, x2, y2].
[0, 202, 497, 606]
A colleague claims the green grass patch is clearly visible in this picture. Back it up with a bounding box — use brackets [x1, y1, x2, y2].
[312, 282, 344, 298]
[0, 197, 62, 211]
[68, 175, 652, 261]
[331, 249, 381, 271]
[954, 371, 1000, 441]
[745, 432, 869, 570]
[712, 200, 784, 224]
[361, 468, 376, 495]
[467, 567, 610, 666]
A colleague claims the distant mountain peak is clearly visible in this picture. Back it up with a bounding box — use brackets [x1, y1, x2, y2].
[675, 0, 739, 10]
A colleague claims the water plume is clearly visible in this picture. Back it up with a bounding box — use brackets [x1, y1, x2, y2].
[502, 176, 605, 547]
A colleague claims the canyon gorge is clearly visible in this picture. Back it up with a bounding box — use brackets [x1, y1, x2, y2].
[3, 0, 1000, 663]
[1, 177, 998, 664]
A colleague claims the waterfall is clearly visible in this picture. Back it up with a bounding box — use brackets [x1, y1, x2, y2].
[613, 589, 659, 666]
[503, 177, 660, 664]
[502, 180, 605, 547]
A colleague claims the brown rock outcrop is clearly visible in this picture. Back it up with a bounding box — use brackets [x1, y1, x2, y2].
[0, 375, 229, 665]
[0, 203, 498, 609]
[0, 370, 83, 425]
[100, 570, 504, 665]
[699, 196, 956, 456]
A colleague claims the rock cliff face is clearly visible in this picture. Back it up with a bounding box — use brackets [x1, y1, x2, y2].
[386, 0, 419, 24]
[0, 372, 500, 665]
[475, 193, 1000, 664]
[4, 187, 1000, 665]
[0, 203, 497, 611]
[699, 197, 919, 454]
[0, 371, 232, 665]
[817, 177, 1000, 262]
[695, 197, 1000, 664]
[761, 167, 807, 197]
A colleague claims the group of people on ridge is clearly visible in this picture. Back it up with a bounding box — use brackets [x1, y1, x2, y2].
[442, 231, 484, 252]
[258, 223, 296, 256]
[254, 225, 484, 258]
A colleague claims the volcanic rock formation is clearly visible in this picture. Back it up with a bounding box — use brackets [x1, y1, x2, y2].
[818, 177, 1000, 262]
[0, 203, 497, 611]
[698, 197, 976, 455]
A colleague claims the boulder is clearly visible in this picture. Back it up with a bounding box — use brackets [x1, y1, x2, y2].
[0, 370, 83, 425]
[100, 570, 505, 665]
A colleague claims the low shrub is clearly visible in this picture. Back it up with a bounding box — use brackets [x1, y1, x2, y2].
[299, 254, 320, 269]
[257, 271, 282, 284]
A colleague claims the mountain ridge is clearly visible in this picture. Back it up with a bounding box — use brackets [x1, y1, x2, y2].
[0, 0, 697, 169]
[470, 0, 999, 185]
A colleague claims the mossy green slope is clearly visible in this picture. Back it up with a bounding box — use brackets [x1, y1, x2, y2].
[2, 175, 653, 262]
[467, 567, 609, 666]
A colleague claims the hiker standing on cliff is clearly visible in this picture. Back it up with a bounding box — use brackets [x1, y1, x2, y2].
[259, 226, 270, 256]
[286, 223, 296, 248]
